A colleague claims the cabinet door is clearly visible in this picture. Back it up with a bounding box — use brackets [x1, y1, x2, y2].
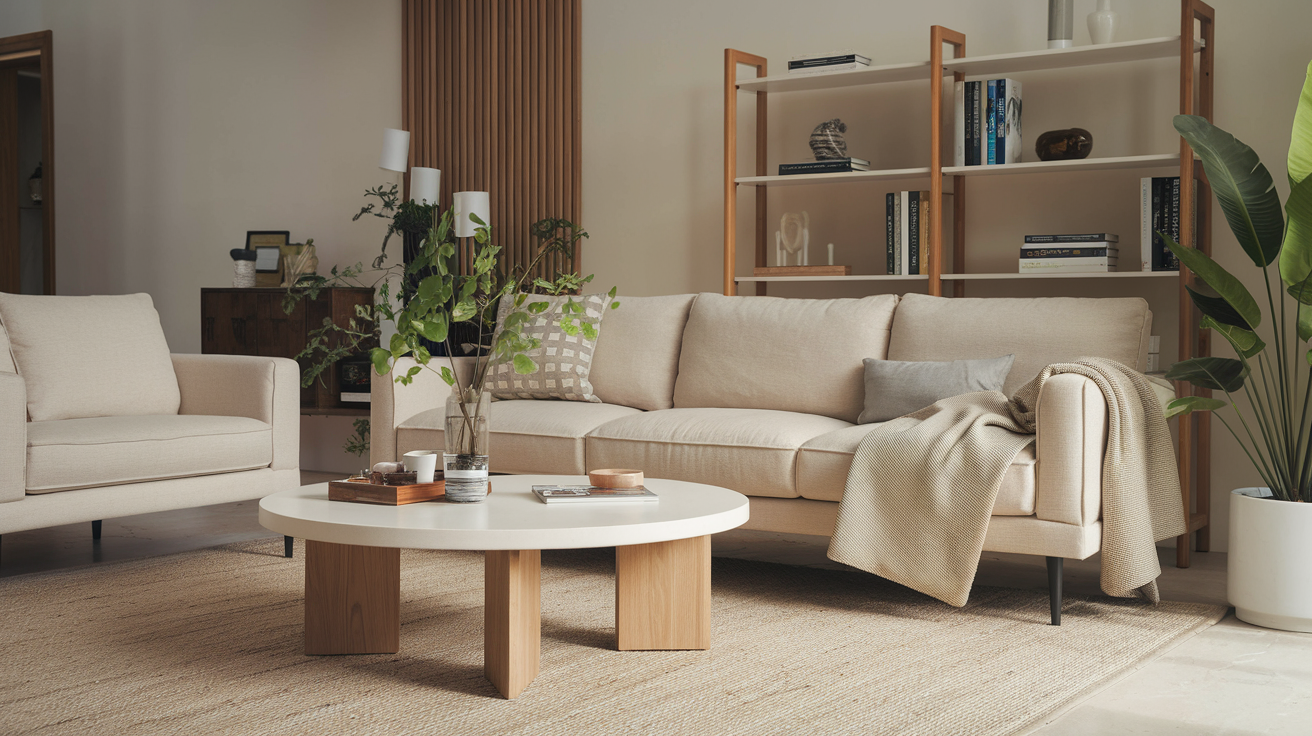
[256, 293, 306, 359]
[201, 291, 258, 355]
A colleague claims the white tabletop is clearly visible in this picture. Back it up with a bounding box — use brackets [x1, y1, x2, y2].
[259, 475, 750, 550]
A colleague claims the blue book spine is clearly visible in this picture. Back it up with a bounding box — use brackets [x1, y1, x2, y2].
[995, 79, 1007, 164]
[986, 80, 997, 165]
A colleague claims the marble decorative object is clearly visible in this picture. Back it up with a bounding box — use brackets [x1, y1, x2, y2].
[1087, 0, 1117, 45]
[809, 119, 848, 160]
[1035, 128, 1093, 161]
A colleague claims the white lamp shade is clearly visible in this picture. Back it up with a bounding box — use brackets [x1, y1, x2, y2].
[379, 128, 410, 172]
[410, 167, 441, 205]
[453, 191, 491, 237]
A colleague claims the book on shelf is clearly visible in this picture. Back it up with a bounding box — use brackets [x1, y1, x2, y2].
[955, 78, 1021, 167]
[1019, 257, 1118, 273]
[778, 158, 870, 175]
[885, 190, 929, 275]
[1023, 233, 1119, 244]
[885, 193, 895, 275]
[531, 485, 659, 504]
[1020, 246, 1117, 258]
[1140, 176, 1182, 271]
[788, 53, 871, 74]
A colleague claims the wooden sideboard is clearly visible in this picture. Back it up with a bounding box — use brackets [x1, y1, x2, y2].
[200, 287, 375, 416]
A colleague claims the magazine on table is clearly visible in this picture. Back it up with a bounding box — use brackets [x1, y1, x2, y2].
[531, 485, 659, 504]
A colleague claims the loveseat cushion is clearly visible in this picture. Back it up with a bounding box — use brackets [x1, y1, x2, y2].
[0, 293, 181, 421]
[673, 293, 899, 423]
[797, 424, 1036, 515]
[397, 399, 640, 475]
[0, 319, 15, 373]
[26, 415, 272, 494]
[589, 294, 697, 411]
[886, 293, 1151, 396]
[585, 408, 851, 498]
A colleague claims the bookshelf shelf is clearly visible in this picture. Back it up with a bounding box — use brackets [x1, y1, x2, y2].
[736, 167, 932, 187]
[942, 153, 1184, 177]
[722, 0, 1216, 570]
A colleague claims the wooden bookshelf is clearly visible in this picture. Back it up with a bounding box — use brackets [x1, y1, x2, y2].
[722, 0, 1216, 567]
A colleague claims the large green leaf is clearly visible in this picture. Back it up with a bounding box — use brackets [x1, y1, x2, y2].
[1164, 395, 1228, 420]
[1300, 305, 1312, 343]
[1174, 114, 1284, 267]
[1165, 356, 1250, 392]
[1200, 315, 1266, 358]
[1289, 60, 1312, 184]
[1185, 284, 1251, 328]
[1280, 174, 1312, 289]
[1164, 233, 1262, 328]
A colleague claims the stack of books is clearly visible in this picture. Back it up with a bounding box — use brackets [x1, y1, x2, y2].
[1141, 176, 1182, 271]
[885, 191, 930, 276]
[1019, 234, 1119, 273]
[788, 52, 871, 75]
[779, 157, 870, 175]
[953, 79, 1023, 166]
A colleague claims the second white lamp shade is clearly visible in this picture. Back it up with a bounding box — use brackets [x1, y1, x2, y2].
[453, 191, 490, 237]
[379, 128, 410, 173]
[410, 167, 441, 205]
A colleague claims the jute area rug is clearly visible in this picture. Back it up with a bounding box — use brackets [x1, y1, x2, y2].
[0, 538, 1222, 736]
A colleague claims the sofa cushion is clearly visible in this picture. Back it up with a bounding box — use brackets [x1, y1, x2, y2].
[397, 399, 640, 475]
[0, 319, 15, 373]
[589, 294, 697, 411]
[797, 424, 1036, 515]
[26, 415, 272, 494]
[585, 407, 851, 499]
[0, 293, 181, 421]
[487, 292, 613, 402]
[858, 354, 1014, 424]
[673, 293, 899, 423]
[886, 293, 1152, 396]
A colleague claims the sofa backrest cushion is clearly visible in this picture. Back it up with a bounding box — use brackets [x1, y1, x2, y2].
[673, 293, 899, 423]
[0, 293, 181, 421]
[590, 294, 697, 411]
[886, 293, 1152, 396]
[0, 319, 15, 373]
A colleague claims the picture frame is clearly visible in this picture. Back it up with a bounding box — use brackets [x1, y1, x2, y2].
[244, 230, 290, 287]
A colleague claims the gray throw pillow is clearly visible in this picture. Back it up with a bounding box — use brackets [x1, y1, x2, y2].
[857, 355, 1015, 424]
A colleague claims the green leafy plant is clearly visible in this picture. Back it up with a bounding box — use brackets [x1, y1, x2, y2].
[344, 418, 370, 457]
[1163, 61, 1312, 503]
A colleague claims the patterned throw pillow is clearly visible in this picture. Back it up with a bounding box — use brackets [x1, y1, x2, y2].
[487, 292, 613, 402]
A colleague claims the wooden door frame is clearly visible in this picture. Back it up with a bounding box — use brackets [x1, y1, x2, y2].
[0, 30, 54, 294]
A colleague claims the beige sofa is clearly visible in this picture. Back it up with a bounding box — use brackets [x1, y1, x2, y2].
[373, 292, 1161, 623]
[0, 294, 301, 557]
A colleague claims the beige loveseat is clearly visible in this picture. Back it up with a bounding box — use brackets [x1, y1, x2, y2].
[0, 293, 301, 557]
[373, 292, 1161, 623]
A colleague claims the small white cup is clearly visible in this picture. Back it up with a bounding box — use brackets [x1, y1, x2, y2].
[403, 450, 438, 483]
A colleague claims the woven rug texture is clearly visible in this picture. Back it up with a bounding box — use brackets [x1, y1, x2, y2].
[0, 539, 1224, 736]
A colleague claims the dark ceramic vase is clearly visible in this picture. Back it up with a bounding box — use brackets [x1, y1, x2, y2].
[1035, 128, 1093, 161]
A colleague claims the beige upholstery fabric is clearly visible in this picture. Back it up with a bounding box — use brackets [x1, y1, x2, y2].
[25, 415, 272, 494]
[589, 294, 697, 411]
[585, 407, 850, 499]
[796, 423, 1035, 514]
[0, 319, 15, 373]
[488, 293, 612, 402]
[1035, 373, 1108, 526]
[0, 372, 24, 503]
[887, 293, 1152, 395]
[171, 354, 300, 471]
[673, 293, 899, 423]
[742, 497, 1103, 560]
[0, 293, 181, 421]
[0, 467, 300, 536]
[397, 399, 640, 475]
[370, 357, 460, 467]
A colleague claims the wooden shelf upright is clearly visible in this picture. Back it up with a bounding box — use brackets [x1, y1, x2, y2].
[722, 0, 1216, 567]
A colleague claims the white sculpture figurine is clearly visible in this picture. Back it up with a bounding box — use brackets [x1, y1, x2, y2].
[776, 211, 810, 266]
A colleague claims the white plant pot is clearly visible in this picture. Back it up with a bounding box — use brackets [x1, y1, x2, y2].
[1228, 488, 1312, 632]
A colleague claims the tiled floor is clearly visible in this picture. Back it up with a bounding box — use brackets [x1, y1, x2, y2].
[1, 473, 1308, 734]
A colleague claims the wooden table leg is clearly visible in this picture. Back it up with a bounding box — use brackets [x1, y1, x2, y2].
[616, 535, 711, 651]
[485, 549, 541, 699]
[304, 540, 400, 655]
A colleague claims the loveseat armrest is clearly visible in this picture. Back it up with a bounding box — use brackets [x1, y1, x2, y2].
[1034, 373, 1108, 526]
[370, 356, 474, 465]
[0, 372, 25, 503]
[171, 354, 300, 471]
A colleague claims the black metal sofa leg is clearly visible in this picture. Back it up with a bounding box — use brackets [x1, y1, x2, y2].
[284, 535, 294, 558]
[1046, 556, 1063, 626]
[92, 520, 102, 542]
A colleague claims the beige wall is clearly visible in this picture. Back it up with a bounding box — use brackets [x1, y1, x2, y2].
[581, 0, 1312, 552]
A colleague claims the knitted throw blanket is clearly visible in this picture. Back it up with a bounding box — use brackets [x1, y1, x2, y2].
[827, 358, 1186, 607]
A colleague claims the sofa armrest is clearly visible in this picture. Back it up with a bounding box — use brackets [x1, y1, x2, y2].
[1034, 373, 1108, 526]
[0, 372, 24, 503]
[171, 354, 300, 471]
[370, 356, 472, 465]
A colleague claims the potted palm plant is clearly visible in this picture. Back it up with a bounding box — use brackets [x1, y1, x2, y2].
[1165, 62, 1312, 632]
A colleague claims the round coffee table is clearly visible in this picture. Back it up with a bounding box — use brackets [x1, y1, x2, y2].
[259, 475, 749, 699]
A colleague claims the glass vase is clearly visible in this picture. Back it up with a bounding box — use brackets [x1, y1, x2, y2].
[444, 388, 490, 503]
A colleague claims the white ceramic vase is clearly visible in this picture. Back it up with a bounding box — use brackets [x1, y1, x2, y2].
[1087, 0, 1117, 45]
[1228, 488, 1312, 632]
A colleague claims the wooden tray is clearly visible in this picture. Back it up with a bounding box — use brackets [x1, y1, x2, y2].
[328, 479, 446, 505]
